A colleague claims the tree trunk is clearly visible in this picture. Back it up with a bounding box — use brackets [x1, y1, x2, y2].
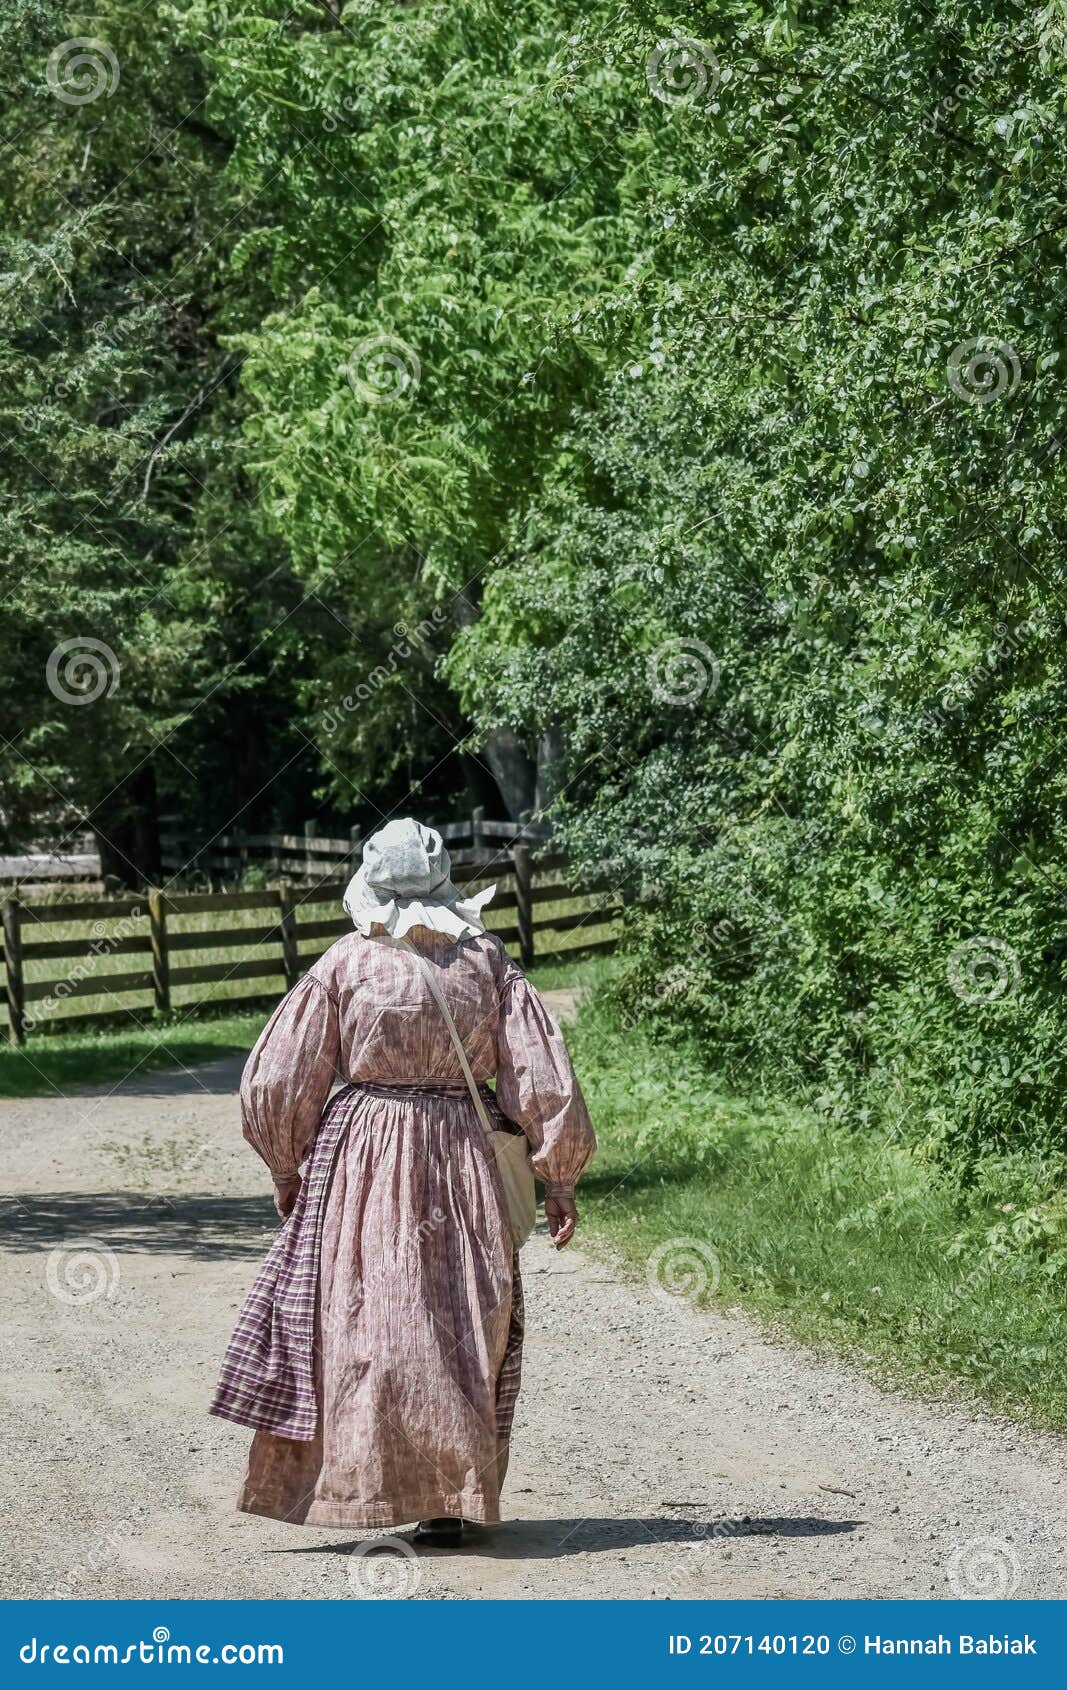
[481, 726, 537, 821]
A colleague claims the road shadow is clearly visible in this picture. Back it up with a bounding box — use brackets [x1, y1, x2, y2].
[269, 1515, 861, 1561]
[0, 1191, 277, 1260]
[76, 1054, 248, 1097]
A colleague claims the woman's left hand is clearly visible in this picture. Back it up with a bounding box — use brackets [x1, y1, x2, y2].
[273, 1175, 302, 1220]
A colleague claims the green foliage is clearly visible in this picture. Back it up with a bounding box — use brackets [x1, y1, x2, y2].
[0, 1, 325, 865]
[450, 0, 1067, 1156]
[168, 0, 641, 799]
[5, 0, 1066, 1153]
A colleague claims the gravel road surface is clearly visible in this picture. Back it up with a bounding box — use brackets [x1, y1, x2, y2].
[3, 1025, 1064, 1602]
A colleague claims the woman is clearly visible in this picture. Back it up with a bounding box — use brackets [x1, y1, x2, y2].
[211, 817, 595, 1546]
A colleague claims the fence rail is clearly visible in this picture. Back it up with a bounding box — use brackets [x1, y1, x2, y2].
[1, 809, 557, 893]
[0, 842, 621, 1044]
[157, 806, 553, 887]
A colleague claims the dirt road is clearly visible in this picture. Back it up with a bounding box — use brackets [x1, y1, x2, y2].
[2, 1031, 1065, 1602]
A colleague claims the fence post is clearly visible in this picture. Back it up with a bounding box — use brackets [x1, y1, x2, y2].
[278, 885, 299, 990]
[513, 840, 534, 970]
[471, 804, 485, 858]
[147, 888, 170, 1015]
[3, 898, 24, 1045]
[304, 819, 318, 882]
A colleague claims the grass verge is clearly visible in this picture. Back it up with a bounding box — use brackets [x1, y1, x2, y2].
[0, 1012, 262, 1098]
[567, 994, 1067, 1431]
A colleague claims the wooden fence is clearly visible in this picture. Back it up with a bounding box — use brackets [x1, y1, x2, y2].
[158, 806, 547, 886]
[159, 823, 358, 886]
[0, 837, 622, 1044]
[0, 808, 556, 893]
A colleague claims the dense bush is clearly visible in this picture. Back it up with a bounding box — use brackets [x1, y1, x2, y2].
[451, 0, 1067, 1158]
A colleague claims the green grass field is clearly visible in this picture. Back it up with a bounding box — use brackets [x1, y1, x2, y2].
[0, 1010, 263, 1098]
[566, 992, 1067, 1431]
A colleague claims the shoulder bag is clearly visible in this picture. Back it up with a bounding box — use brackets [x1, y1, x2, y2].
[397, 937, 537, 1248]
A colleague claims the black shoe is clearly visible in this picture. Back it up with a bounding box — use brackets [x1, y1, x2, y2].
[413, 1516, 464, 1547]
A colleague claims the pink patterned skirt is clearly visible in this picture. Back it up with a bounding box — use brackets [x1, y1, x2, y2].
[211, 1081, 524, 1528]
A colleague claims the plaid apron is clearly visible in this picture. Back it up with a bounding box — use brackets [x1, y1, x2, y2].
[209, 1083, 359, 1440]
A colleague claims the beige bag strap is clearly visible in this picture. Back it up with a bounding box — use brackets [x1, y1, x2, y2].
[395, 937, 496, 1141]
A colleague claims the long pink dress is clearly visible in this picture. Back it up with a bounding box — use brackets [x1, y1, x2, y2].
[212, 928, 595, 1528]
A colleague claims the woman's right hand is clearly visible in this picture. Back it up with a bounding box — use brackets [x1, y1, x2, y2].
[545, 1193, 578, 1249]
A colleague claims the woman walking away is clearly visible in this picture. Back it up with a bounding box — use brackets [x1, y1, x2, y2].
[211, 817, 595, 1546]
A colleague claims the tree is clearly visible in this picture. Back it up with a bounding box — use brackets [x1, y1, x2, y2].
[173, 0, 644, 813]
[0, 1, 318, 880]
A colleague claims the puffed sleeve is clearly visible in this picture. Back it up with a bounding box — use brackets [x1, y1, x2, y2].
[240, 974, 340, 1180]
[494, 958, 596, 1196]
